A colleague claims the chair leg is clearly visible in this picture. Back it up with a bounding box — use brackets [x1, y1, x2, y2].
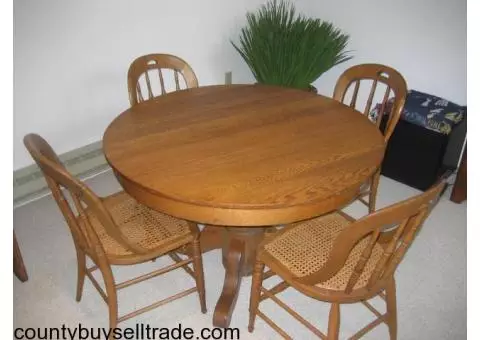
[192, 238, 207, 313]
[385, 278, 397, 340]
[75, 247, 86, 302]
[327, 303, 340, 340]
[99, 264, 118, 332]
[13, 232, 28, 282]
[248, 260, 265, 332]
[368, 170, 381, 213]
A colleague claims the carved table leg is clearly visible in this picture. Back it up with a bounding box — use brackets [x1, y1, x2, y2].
[213, 227, 265, 327]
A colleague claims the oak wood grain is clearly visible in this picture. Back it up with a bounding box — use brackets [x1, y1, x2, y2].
[104, 84, 386, 227]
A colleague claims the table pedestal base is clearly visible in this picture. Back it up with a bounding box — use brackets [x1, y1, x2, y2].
[221, 227, 265, 276]
[200, 226, 266, 327]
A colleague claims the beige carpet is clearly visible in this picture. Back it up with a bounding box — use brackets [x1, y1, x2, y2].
[13, 171, 466, 339]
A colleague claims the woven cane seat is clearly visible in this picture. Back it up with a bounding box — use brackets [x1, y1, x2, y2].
[81, 192, 192, 256]
[264, 212, 384, 291]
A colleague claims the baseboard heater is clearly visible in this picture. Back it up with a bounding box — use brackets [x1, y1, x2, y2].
[13, 141, 110, 208]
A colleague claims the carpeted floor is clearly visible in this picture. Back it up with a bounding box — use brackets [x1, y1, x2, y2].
[13, 171, 466, 339]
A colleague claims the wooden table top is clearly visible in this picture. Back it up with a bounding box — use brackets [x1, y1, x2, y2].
[103, 84, 385, 226]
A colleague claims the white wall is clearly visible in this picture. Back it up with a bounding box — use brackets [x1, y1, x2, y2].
[302, 0, 467, 106]
[14, 0, 466, 170]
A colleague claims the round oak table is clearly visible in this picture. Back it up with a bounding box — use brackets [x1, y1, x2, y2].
[103, 84, 385, 327]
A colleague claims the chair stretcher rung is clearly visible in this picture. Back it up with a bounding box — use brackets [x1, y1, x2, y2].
[349, 315, 386, 340]
[169, 252, 196, 280]
[260, 287, 327, 339]
[86, 271, 108, 304]
[116, 258, 192, 290]
[87, 265, 98, 273]
[256, 310, 293, 340]
[358, 197, 370, 206]
[262, 269, 276, 280]
[361, 300, 383, 318]
[260, 281, 289, 302]
[118, 287, 197, 323]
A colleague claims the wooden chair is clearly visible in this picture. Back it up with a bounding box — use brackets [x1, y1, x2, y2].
[23, 133, 206, 331]
[248, 181, 445, 340]
[127, 53, 198, 106]
[333, 64, 408, 212]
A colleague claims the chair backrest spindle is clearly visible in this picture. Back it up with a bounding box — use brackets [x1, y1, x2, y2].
[174, 70, 181, 91]
[344, 229, 381, 293]
[350, 81, 360, 108]
[333, 64, 407, 142]
[158, 68, 167, 95]
[144, 69, 155, 100]
[127, 54, 198, 107]
[364, 78, 378, 116]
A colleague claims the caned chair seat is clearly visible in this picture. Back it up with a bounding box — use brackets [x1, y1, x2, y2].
[264, 213, 384, 291]
[249, 182, 445, 339]
[81, 192, 193, 259]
